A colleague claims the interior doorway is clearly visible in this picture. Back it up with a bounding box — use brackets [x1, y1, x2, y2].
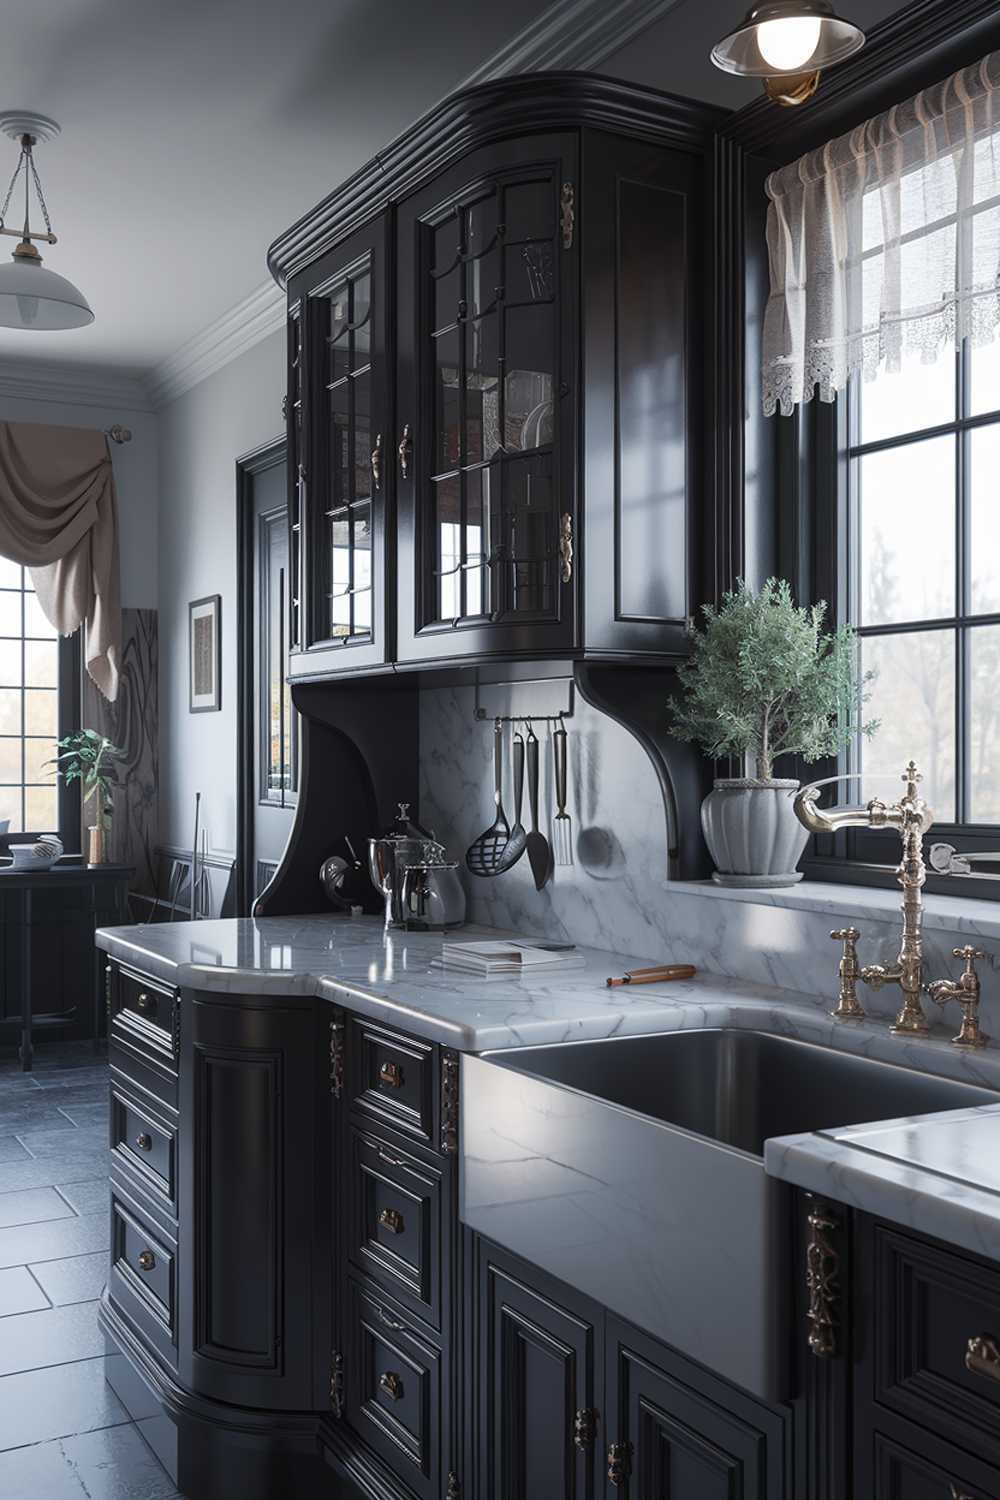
[236, 437, 297, 913]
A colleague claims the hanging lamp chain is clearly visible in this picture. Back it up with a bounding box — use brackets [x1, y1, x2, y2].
[0, 137, 57, 244]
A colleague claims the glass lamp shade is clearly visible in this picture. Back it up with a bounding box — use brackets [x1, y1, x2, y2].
[0, 254, 93, 330]
[711, 1, 864, 78]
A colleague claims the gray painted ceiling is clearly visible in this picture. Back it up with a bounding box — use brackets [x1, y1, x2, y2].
[0, 0, 913, 380]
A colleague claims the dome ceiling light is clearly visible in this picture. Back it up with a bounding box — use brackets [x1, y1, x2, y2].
[0, 111, 93, 330]
[711, 2, 865, 107]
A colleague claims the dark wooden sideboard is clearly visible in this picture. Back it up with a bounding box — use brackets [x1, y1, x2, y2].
[0, 862, 131, 1069]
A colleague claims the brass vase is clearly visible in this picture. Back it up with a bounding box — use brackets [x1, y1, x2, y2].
[87, 825, 107, 866]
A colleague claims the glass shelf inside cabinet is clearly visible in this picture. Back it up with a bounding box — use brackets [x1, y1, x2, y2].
[320, 262, 374, 644]
[427, 174, 558, 629]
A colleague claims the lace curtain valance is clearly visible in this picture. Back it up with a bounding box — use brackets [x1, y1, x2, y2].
[763, 51, 1000, 417]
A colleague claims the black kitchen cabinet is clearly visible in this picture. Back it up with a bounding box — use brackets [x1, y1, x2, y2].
[470, 1236, 603, 1499]
[272, 75, 722, 680]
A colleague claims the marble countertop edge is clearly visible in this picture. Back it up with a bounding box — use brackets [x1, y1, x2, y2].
[663, 877, 1000, 938]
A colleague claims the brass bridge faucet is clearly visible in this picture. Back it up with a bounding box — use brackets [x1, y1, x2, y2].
[794, 762, 989, 1047]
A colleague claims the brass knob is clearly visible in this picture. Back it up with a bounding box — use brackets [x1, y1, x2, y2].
[135, 1133, 152, 1152]
[966, 1333, 1000, 1382]
[137, 1250, 156, 1272]
[135, 992, 153, 1012]
[378, 1208, 404, 1235]
[379, 1061, 403, 1089]
[379, 1370, 403, 1401]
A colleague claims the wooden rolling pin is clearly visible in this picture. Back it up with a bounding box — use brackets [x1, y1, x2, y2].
[606, 964, 697, 988]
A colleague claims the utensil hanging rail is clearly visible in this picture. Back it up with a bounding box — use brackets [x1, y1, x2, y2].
[473, 680, 575, 724]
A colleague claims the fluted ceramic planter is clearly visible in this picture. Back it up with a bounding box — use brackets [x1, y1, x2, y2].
[700, 778, 809, 887]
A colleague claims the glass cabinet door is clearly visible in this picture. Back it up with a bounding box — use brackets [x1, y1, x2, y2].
[289, 214, 388, 675]
[396, 136, 577, 664]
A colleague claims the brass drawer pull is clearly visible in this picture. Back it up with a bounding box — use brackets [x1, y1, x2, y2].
[378, 1208, 404, 1235]
[376, 1304, 405, 1333]
[377, 1148, 405, 1167]
[950, 1485, 974, 1500]
[135, 1133, 152, 1152]
[135, 992, 154, 1013]
[137, 1250, 156, 1272]
[966, 1334, 1000, 1382]
[379, 1061, 403, 1089]
[379, 1371, 403, 1401]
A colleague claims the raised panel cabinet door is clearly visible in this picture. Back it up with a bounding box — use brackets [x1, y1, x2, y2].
[395, 134, 579, 665]
[179, 991, 330, 1411]
[581, 131, 703, 658]
[606, 1319, 785, 1499]
[287, 211, 390, 678]
[474, 1238, 602, 1500]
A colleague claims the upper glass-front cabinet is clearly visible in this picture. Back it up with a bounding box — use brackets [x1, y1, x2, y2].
[395, 136, 577, 664]
[288, 215, 389, 678]
[278, 80, 711, 680]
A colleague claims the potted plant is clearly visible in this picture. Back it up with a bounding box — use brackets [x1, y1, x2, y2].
[51, 730, 125, 866]
[669, 579, 877, 886]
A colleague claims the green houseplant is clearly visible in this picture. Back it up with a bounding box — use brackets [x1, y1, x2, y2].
[670, 579, 877, 886]
[51, 730, 125, 866]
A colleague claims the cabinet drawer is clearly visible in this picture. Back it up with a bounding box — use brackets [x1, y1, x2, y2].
[109, 1187, 177, 1368]
[108, 963, 179, 1106]
[348, 1125, 446, 1330]
[871, 1429, 998, 1499]
[349, 1018, 436, 1148]
[873, 1223, 1000, 1464]
[345, 1279, 443, 1500]
[110, 1082, 177, 1218]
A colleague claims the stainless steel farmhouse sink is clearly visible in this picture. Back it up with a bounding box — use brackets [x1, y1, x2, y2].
[460, 1030, 996, 1402]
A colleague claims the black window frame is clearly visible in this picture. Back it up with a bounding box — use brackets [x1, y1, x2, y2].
[0, 601, 81, 853]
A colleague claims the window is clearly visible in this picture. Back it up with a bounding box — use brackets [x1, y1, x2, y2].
[846, 335, 1000, 830]
[0, 558, 66, 837]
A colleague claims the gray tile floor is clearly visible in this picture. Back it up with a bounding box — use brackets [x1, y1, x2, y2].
[0, 1042, 185, 1499]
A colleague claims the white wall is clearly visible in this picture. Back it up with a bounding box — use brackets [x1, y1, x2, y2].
[0, 392, 158, 610]
[156, 329, 284, 858]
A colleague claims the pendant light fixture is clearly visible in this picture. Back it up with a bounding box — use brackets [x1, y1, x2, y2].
[0, 112, 93, 330]
[711, 2, 865, 106]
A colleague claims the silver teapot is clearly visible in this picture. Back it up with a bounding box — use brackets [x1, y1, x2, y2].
[368, 804, 464, 929]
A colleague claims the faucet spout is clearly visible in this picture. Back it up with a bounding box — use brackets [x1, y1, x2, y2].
[793, 775, 878, 836]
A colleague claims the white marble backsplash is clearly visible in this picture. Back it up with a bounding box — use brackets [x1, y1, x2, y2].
[418, 682, 1000, 1026]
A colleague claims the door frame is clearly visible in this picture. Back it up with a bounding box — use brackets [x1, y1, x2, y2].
[235, 434, 287, 916]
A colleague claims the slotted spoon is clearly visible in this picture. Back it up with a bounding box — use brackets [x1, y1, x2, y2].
[495, 730, 527, 874]
[466, 720, 512, 878]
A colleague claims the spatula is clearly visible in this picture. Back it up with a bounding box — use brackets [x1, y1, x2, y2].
[525, 724, 553, 891]
[466, 720, 512, 878]
[496, 730, 527, 873]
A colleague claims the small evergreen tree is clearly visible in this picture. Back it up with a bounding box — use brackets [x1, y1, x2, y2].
[670, 579, 878, 781]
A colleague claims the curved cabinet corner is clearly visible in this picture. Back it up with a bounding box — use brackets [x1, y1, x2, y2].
[179, 990, 331, 1411]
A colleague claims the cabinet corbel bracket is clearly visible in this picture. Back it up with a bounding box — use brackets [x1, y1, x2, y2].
[441, 1048, 459, 1154]
[805, 1195, 841, 1359]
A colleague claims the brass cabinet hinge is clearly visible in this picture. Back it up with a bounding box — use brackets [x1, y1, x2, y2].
[329, 1014, 345, 1099]
[607, 1441, 632, 1487]
[440, 1048, 459, 1154]
[559, 512, 573, 584]
[574, 1408, 598, 1449]
[805, 1195, 840, 1358]
[560, 181, 575, 250]
[446, 1474, 462, 1500]
[281, 392, 288, 422]
[330, 1349, 344, 1418]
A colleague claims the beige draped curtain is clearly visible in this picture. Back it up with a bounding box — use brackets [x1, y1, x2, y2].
[0, 421, 121, 700]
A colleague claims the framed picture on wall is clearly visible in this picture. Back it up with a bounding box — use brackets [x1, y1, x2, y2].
[189, 594, 221, 713]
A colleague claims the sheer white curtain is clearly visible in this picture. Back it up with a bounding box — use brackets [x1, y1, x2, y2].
[763, 51, 1000, 417]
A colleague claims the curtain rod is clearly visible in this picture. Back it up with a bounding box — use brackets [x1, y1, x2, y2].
[106, 424, 132, 445]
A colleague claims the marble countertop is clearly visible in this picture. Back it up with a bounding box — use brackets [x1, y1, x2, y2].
[97, 910, 1000, 1261]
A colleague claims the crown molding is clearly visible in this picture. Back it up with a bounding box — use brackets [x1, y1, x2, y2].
[0, 359, 153, 414]
[460, 0, 684, 86]
[146, 0, 685, 407]
[145, 278, 285, 409]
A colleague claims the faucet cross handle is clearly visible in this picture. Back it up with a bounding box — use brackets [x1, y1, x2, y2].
[830, 928, 865, 1021]
[928, 947, 989, 1048]
[954, 945, 986, 969]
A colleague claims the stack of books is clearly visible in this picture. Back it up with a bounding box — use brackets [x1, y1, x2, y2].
[429, 939, 582, 977]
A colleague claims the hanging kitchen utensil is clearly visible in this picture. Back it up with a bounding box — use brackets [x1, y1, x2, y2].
[466, 720, 512, 877]
[525, 723, 553, 891]
[496, 730, 527, 873]
[552, 722, 573, 866]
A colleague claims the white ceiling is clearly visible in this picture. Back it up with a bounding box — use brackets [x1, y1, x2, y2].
[0, 0, 912, 393]
[0, 0, 551, 379]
